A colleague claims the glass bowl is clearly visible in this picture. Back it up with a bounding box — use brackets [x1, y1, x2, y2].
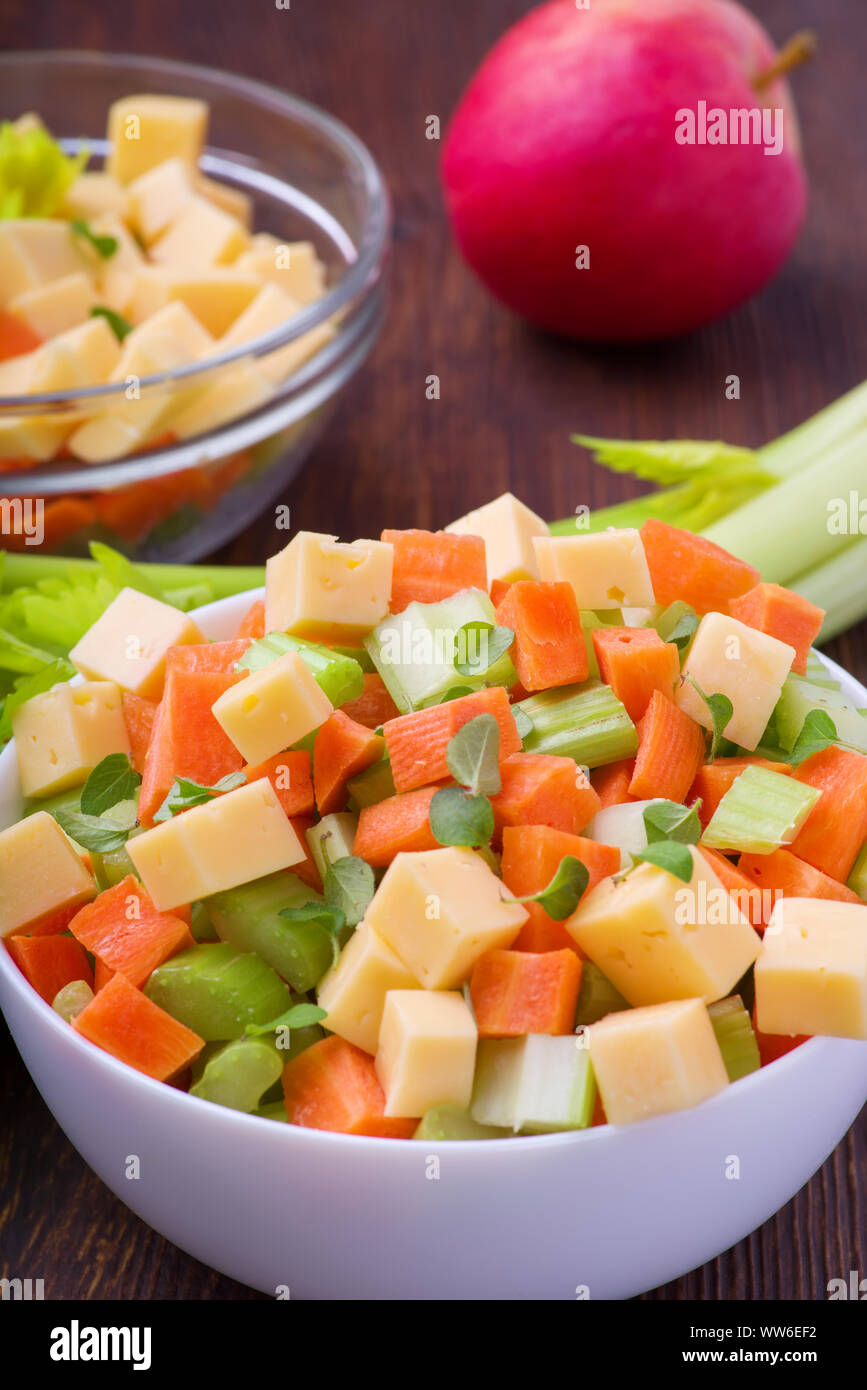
[0, 50, 390, 560]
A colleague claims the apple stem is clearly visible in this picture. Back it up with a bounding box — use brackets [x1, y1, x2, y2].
[754, 30, 817, 91]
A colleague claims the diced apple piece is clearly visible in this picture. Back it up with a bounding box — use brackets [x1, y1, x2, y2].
[375, 989, 478, 1117]
[126, 157, 195, 244]
[0, 812, 96, 937]
[8, 272, 97, 339]
[12, 680, 130, 798]
[234, 235, 326, 304]
[69, 587, 204, 699]
[150, 195, 248, 268]
[113, 300, 214, 369]
[265, 531, 393, 642]
[0, 220, 92, 305]
[128, 266, 262, 336]
[676, 612, 795, 751]
[317, 924, 420, 1055]
[533, 528, 655, 610]
[169, 363, 273, 440]
[106, 94, 208, 184]
[26, 317, 121, 391]
[60, 172, 128, 222]
[214, 282, 334, 384]
[212, 651, 333, 766]
[446, 492, 549, 585]
[755, 898, 867, 1040]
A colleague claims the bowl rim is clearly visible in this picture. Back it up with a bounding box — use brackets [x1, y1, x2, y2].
[0, 598, 864, 1153]
[0, 49, 391, 413]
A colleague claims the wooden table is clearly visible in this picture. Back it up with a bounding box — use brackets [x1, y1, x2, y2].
[1, 0, 864, 1301]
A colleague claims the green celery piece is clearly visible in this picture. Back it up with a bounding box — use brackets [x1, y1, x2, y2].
[190, 900, 219, 942]
[256, 1101, 290, 1123]
[774, 674, 867, 755]
[574, 962, 631, 1026]
[144, 944, 293, 1040]
[347, 755, 395, 809]
[803, 650, 842, 692]
[413, 1105, 509, 1141]
[206, 871, 333, 993]
[707, 995, 761, 1083]
[846, 842, 867, 901]
[91, 840, 140, 891]
[329, 644, 376, 673]
[517, 680, 637, 768]
[791, 536, 867, 644]
[701, 766, 821, 854]
[363, 588, 517, 713]
[23, 786, 82, 818]
[0, 120, 88, 217]
[306, 812, 358, 883]
[471, 1035, 596, 1134]
[237, 632, 364, 708]
[189, 1036, 284, 1113]
[579, 612, 603, 680]
[51, 980, 94, 1022]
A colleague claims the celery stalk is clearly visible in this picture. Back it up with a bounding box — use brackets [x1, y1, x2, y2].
[413, 1105, 509, 1141]
[206, 872, 333, 993]
[774, 674, 867, 754]
[347, 756, 395, 809]
[144, 944, 293, 1040]
[701, 766, 821, 854]
[52, 980, 94, 1022]
[846, 842, 867, 901]
[517, 680, 637, 767]
[574, 962, 631, 1026]
[306, 813, 358, 882]
[471, 1035, 596, 1133]
[237, 633, 364, 708]
[707, 995, 761, 1082]
[792, 538, 867, 642]
[256, 1101, 290, 1123]
[189, 1036, 284, 1113]
[0, 553, 264, 600]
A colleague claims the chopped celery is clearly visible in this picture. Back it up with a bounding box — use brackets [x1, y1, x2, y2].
[574, 962, 631, 1026]
[701, 766, 821, 854]
[364, 588, 517, 713]
[585, 798, 663, 869]
[804, 650, 842, 692]
[517, 680, 637, 768]
[347, 755, 395, 809]
[51, 979, 94, 1022]
[774, 673, 867, 755]
[579, 612, 603, 679]
[620, 605, 661, 627]
[190, 900, 219, 942]
[23, 786, 81, 817]
[144, 943, 293, 1040]
[413, 1105, 508, 1141]
[329, 644, 376, 673]
[306, 812, 358, 883]
[237, 632, 364, 708]
[256, 1101, 290, 1123]
[471, 1035, 596, 1133]
[92, 841, 140, 891]
[189, 1036, 284, 1113]
[206, 871, 333, 993]
[847, 842, 867, 901]
[708, 995, 761, 1082]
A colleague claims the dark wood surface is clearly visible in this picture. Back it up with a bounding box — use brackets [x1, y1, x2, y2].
[1, 0, 864, 1301]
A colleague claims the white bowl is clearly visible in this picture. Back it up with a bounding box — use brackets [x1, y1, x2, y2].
[1, 591, 866, 1300]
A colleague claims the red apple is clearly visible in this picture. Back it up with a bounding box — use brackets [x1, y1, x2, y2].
[441, 0, 809, 341]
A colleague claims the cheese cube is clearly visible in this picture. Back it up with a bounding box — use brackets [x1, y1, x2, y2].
[114, 300, 214, 369]
[9, 272, 97, 339]
[533, 529, 655, 610]
[106, 94, 208, 184]
[211, 651, 333, 765]
[126, 157, 195, 244]
[169, 363, 273, 440]
[317, 923, 419, 1054]
[128, 266, 261, 336]
[0, 811, 96, 937]
[69, 587, 204, 699]
[565, 845, 761, 1006]
[27, 317, 121, 392]
[60, 172, 128, 222]
[127, 779, 305, 911]
[447, 492, 550, 585]
[375, 990, 478, 1117]
[214, 282, 334, 384]
[676, 612, 795, 751]
[235, 236, 326, 304]
[265, 531, 393, 642]
[588, 998, 729, 1125]
[365, 847, 528, 988]
[151, 196, 248, 268]
[91, 214, 145, 316]
[194, 174, 253, 229]
[0, 415, 70, 461]
[12, 680, 130, 798]
[0, 220, 92, 306]
[755, 898, 867, 1040]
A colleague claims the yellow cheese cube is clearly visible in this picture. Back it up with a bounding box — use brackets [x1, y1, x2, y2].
[127, 779, 305, 911]
[60, 172, 129, 222]
[676, 612, 795, 751]
[151, 196, 248, 268]
[533, 528, 655, 610]
[265, 531, 393, 642]
[12, 680, 130, 798]
[375, 989, 478, 1117]
[211, 651, 333, 765]
[588, 998, 729, 1125]
[114, 300, 214, 370]
[126, 157, 195, 245]
[106, 94, 208, 184]
[91, 214, 145, 315]
[194, 173, 253, 229]
[9, 272, 97, 339]
[316, 923, 419, 1054]
[446, 492, 550, 585]
[169, 363, 273, 440]
[27, 317, 121, 391]
[0, 220, 92, 305]
[128, 266, 262, 336]
[755, 898, 867, 1040]
[364, 847, 528, 989]
[214, 282, 334, 384]
[69, 587, 204, 698]
[0, 811, 96, 937]
[234, 236, 326, 304]
[0, 415, 70, 461]
[565, 845, 761, 1006]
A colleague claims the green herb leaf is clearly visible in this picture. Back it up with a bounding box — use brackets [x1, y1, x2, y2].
[658, 604, 699, 652]
[505, 855, 590, 921]
[429, 785, 494, 848]
[454, 622, 514, 677]
[445, 712, 502, 796]
[0, 658, 75, 741]
[153, 770, 246, 823]
[634, 841, 694, 883]
[687, 678, 734, 762]
[79, 753, 141, 817]
[789, 709, 839, 767]
[643, 799, 702, 846]
[324, 855, 375, 929]
[56, 801, 137, 853]
[89, 541, 165, 601]
[279, 902, 346, 967]
[244, 1002, 327, 1037]
[70, 218, 117, 260]
[440, 685, 475, 704]
[90, 305, 132, 342]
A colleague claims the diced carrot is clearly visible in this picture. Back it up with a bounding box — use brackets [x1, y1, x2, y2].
[0, 310, 41, 361]
[591, 626, 680, 722]
[243, 749, 314, 817]
[628, 690, 706, 802]
[12, 901, 85, 939]
[729, 582, 824, 676]
[490, 578, 512, 607]
[502, 825, 619, 952]
[340, 673, 400, 730]
[590, 758, 636, 809]
[383, 686, 521, 793]
[313, 710, 385, 815]
[41, 498, 97, 549]
[281, 1035, 417, 1137]
[72, 972, 204, 1081]
[489, 753, 601, 844]
[752, 1002, 809, 1067]
[738, 848, 862, 922]
[93, 957, 115, 992]
[138, 668, 246, 827]
[494, 580, 588, 692]
[6, 934, 93, 1004]
[698, 847, 768, 929]
[640, 518, 760, 614]
[789, 747, 867, 881]
[470, 948, 582, 1037]
[165, 638, 250, 675]
[69, 876, 193, 988]
[690, 756, 792, 829]
[592, 1091, 608, 1127]
[381, 528, 487, 612]
[122, 693, 159, 775]
[353, 786, 439, 867]
[237, 599, 266, 640]
[288, 816, 324, 892]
